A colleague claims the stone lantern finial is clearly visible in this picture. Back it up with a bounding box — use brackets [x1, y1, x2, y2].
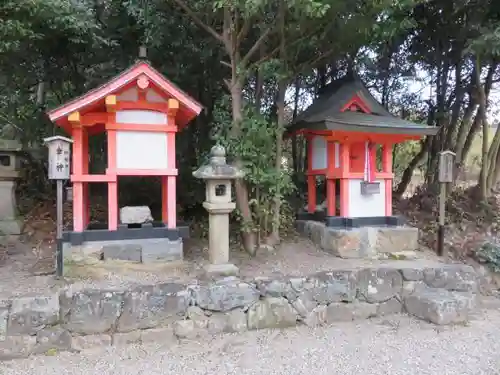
[210, 144, 226, 165]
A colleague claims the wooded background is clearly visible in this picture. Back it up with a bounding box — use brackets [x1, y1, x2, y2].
[1, 0, 500, 256]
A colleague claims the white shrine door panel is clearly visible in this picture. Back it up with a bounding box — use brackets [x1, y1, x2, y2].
[114, 110, 169, 170]
[311, 136, 327, 170]
[116, 110, 168, 125]
[116, 131, 168, 169]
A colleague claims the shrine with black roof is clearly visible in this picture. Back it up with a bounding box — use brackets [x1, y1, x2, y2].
[286, 74, 438, 228]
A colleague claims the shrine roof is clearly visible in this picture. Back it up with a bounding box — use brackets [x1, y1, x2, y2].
[287, 74, 438, 136]
[47, 60, 203, 128]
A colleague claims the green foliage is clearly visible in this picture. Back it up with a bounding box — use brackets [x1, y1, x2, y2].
[393, 141, 422, 177]
[213, 96, 295, 238]
[477, 239, 500, 273]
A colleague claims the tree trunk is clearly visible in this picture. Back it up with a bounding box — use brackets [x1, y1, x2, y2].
[394, 140, 428, 198]
[268, 79, 287, 245]
[230, 79, 257, 255]
[266, 0, 286, 246]
[476, 58, 489, 201]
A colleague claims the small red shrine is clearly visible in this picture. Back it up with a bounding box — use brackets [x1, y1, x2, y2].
[47, 60, 202, 253]
[287, 74, 438, 228]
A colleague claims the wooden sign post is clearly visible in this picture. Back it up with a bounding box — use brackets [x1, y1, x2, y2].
[44, 136, 73, 277]
[437, 150, 455, 256]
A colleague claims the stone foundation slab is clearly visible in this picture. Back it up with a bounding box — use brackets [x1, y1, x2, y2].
[296, 220, 419, 258]
[63, 237, 183, 267]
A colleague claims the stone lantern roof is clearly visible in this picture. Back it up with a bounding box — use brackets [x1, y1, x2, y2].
[193, 145, 244, 180]
[0, 138, 22, 152]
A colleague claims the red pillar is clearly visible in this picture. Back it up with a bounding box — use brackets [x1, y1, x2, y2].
[71, 126, 84, 232]
[161, 176, 168, 223]
[382, 143, 393, 216]
[107, 128, 118, 230]
[326, 141, 336, 216]
[166, 102, 178, 229]
[306, 137, 316, 213]
[82, 129, 89, 228]
[339, 142, 350, 217]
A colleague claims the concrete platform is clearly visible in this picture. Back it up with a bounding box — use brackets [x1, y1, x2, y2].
[296, 220, 419, 258]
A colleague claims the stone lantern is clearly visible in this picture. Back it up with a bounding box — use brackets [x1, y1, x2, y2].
[193, 145, 244, 276]
[0, 139, 22, 237]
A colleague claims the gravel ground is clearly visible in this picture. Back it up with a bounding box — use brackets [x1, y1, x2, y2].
[2, 309, 500, 375]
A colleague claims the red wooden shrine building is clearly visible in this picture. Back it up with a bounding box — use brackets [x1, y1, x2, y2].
[47, 60, 202, 247]
[286, 74, 438, 228]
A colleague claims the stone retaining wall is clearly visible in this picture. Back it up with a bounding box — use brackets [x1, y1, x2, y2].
[0, 264, 481, 360]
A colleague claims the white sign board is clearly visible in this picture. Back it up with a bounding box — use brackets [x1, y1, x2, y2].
[44, 136, 73, 180]
[438, 150, 455, 183]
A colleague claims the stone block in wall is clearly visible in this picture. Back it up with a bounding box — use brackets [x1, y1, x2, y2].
[327, 302, 378, 322]
[119, 206, 153, 224]
[34, 327, 73, 355]
[117, 283, 189, 332]
[140, 327, 177, 345]
[103, 244, 142, 262]
[301, 270, 358, 304]
[356, 268, 403, 303]
[60, 290, 124, 334]
[247, 297, 298, 330]
[401, 280, 426, 299]
[0, 335, 36, 360]
[71, 334, 112, 351]
[190, 278, 260, 312]
[292, 295, 319, 318]
[141, 238, 183, 263]
[423, 265, 478, 292]
[404, 288, 477, 325]
[399, 267, 424, 281]
[375, 227, 419, 254]
[254, 277, 301, 300]
[303, 305, 328, 327]
[8, 294, 59, 335]
[207, 308, 248, 334]
[377, 298, 403, 316]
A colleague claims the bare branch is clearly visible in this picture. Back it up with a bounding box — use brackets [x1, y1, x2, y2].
[170, 0, 224, 43]
[294, 48, 338, 75]
[220, 60, 232, 68]
[241, 27, 273, 66]
[237, 17, 252, 47]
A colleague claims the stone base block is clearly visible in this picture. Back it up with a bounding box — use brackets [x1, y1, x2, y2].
[64, 238, 183, 265]
[297, 220, 419, 258]
[0, 219, 22, 236]
[142, 238, 183, 263]
[375, 227, 419, 253]
[404, 288, 477, 325]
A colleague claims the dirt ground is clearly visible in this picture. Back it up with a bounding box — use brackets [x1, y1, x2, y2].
[0, 235, 447, 299]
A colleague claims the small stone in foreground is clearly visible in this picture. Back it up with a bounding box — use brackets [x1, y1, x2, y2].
[404, 288, 477, 325]
[203, 263, 239, 278]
